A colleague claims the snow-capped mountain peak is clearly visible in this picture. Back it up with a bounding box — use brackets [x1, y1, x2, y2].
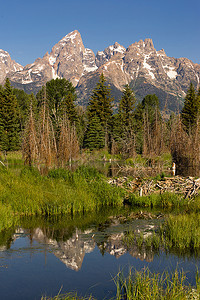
[0, 30, 199, 113]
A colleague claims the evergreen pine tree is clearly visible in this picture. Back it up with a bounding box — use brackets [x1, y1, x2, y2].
[181, 82, 199, 132]
[13, 88, 35, 131]
[118, 84, 136, 129]
[62, 91, 78, 124]
[117, 85, 136, 156]
[85, 73, 113, 149]
[0, 78, 20, 153]
[84, 114, 105, 150]
[141, 94, 160, 123]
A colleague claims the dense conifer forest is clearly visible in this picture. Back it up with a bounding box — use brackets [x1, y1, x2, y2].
[0, 75, 200, 169]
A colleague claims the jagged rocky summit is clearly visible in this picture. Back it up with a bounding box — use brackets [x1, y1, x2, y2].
[0, 49, 23, 84]
[1, 30, 200, 112]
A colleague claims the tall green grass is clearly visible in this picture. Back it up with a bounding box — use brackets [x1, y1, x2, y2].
[0, 202, 18, 233]
[161, 213, 200, 253]
[41, 293, 94, 300]
[0, 202, 14, 230]
[126, 192, 189, 209]
[114, 267, 200, 300]
[0, 165, 124, 232]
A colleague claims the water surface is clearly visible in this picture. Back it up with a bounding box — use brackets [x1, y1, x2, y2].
[0, 210, 199, 300]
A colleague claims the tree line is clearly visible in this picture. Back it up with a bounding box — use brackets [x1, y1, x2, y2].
[0, 75, 200, 167]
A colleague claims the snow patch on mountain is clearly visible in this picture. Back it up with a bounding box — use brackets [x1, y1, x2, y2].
[143, 54, 155, 79]
[83, 48, 98, 73]
[49, 55, 56, 66]
[97, 51, 104, 56]
[167, 69, 177, 79]
[84, 65, 98, 72]
[114, 45, 126, 54]
[0, 50, 9, 58]
[61, 31, 78, 44]
[22, 69, 33, 84]
[162, 64, 177, 79]
[13, 64, 23, 72]
[52, 67, 60, 79]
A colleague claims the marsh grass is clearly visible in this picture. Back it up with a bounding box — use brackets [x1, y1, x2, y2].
[0, 202, 17, 231]
[127, 192, 188, 209]
[41, 293, 94, 300]
[114, 267, 200, 300]
[123, 230, 160, 257]
[0, 165, 124, 232]
[161, 213, 200, 253]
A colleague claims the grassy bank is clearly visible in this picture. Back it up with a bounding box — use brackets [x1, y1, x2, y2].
[115, 268, 200, 300]
[125, 192, 191, 209]
[161, 213, 200, 253]
[0, 165, 124, 231]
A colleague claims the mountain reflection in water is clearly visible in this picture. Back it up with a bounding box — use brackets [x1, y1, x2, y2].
[0, 212, 159, 271]
[32, 227, 95, 271]
[31, 226, 155, 271]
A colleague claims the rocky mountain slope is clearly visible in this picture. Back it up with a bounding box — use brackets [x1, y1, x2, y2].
[0, 49, 23, 84]
[1, 30, 200, 112]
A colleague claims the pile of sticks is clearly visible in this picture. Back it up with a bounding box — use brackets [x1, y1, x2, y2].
[108, 176, 200, 198]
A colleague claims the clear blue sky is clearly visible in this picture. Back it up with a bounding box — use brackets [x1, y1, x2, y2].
[0, 0, 199, 66]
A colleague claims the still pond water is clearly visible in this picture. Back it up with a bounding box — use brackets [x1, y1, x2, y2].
[0, 208, 199, 300]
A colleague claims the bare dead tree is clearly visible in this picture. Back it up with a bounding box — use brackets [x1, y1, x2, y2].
[170, 114, 193, 167]
[142, 108, 165, 157]
[22, 102, 39, 166]
[57, 115, 79, 167]
[37, 98, 57, 167]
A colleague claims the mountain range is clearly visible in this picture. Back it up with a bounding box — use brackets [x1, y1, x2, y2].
[1, 30, 200, 112]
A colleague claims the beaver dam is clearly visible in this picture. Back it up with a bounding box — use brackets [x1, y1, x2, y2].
[108, 175, 200, 198]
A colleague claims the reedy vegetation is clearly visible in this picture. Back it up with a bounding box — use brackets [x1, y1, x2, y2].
[114, 267, 200, 300]
[0, 160, 124, 231]
[42, 293, 94, 300]
[126, 192, 188, 209]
